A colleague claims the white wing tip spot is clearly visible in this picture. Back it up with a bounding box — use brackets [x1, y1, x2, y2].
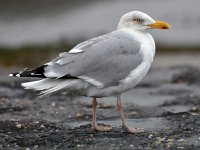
[9, 74, 13, 77]
[16, 74, 20, 77]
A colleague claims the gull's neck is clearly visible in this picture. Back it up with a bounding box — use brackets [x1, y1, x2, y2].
[119, 27, 149, 36]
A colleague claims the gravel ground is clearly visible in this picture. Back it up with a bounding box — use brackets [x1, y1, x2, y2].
[0, 65, 200, 149]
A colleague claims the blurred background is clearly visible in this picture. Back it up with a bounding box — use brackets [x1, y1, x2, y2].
[0, 0, 200, 69]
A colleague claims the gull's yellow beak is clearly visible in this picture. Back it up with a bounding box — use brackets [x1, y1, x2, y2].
[148, 21, 170, 29]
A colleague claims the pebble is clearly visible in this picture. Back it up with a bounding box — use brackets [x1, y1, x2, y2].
[59, 107, 64, 110]
[98, 103, 114, 109]
[33, 121, 39, 124]
[148, 134, 153, 139]
[129, 111, 139, 116]
[40, 124, 45, 128]
[77, 144, 84, 148]
[177, 147, 185, 149]
[51, 102, 56, 107]
[157, 137, 166, 142]
[166, 139, 174, 148]
[16, 123, 22, 128]
[177, 139, 186, 142]
[76, 113, 84, 118]
[192, 107, 197, 111]
[68, 115, 72, 118]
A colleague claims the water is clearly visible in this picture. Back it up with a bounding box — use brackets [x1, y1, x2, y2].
[0, 0, 200, 48]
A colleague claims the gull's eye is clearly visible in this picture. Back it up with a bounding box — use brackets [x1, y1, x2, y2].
[133, 18, 144, 23]
[133, 18, 138, 21]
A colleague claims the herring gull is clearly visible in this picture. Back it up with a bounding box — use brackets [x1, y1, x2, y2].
[9, 11, 170, 133]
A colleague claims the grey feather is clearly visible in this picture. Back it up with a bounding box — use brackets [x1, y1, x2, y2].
[44, 30, 143, 88]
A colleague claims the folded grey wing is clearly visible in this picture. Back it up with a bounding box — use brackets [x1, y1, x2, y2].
[44, 31, 143, 88]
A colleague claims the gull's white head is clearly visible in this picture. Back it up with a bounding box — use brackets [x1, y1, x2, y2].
[118, 11, 170, 31]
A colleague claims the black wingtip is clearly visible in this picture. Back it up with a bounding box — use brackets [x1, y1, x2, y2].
[9, 65, 47, 78]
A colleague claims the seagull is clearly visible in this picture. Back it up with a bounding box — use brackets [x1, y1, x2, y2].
[9, 11, 170, 133]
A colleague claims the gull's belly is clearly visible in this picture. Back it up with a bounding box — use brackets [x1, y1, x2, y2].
[86, 60, 151, 98]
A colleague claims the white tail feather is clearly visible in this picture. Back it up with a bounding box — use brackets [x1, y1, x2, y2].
[22, 79, 58, 91]
[38, 80, 74, 97]
[21, 79, 88, 97]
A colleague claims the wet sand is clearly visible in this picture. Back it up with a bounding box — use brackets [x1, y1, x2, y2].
[0, 64, 200, 149]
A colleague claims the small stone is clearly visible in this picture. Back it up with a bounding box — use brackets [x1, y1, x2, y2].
[98, 103, 114, 109]
[15, 99, 20, 103]
[77, 144, 84, 148]
[33, 121, 39, 124]
[182, 128, 190, 131]
[167, 139, 174, 142]
[51, 102, 56, 107]
[166, 139, 174, 149]
[129, 111, 139, 116]
[68, 115, 72, 118]
[178, 139, 186, 142]
[76, 113, 84, 118]
[40, 124, 45, 128]
[177, 147, 185, 149]
[16, 124, 22, 128]
[158, 137, 166, 142]
[59, 107, 64, 110]
[148, 134, 153, 139]
[192, 107, 197, 111]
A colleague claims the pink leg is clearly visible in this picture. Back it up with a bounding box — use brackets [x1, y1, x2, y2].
[117, 97, 143, 133]
[91, 98, 112, 132]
